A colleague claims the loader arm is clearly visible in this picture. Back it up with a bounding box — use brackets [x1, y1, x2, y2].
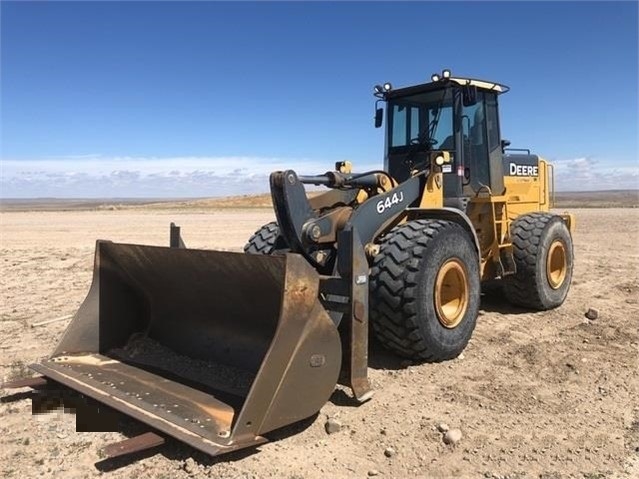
[270, 169, 427, 270]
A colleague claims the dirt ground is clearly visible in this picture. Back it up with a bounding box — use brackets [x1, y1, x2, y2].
[0, 207, 637, 479]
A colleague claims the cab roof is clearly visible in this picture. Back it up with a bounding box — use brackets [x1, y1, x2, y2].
[383, 76, 510, 99]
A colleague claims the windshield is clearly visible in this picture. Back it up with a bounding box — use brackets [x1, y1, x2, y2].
[388, 89, 454, 150]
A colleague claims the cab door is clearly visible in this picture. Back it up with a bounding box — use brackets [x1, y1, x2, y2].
[461, 91, 504, 195]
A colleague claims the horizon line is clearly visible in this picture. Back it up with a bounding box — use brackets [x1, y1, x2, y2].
[1, 188, 638, 202]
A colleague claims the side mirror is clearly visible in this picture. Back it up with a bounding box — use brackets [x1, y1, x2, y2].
[462, 85, 478, 107]
[501, 139, 511, 151]
[374, 107, 384, 128]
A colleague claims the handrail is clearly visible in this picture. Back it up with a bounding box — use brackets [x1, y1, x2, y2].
[548, 162, 555, 208]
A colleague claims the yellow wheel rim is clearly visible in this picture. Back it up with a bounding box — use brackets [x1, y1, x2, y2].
[434, 259, 469, 329]
[546, 240, 567, 289]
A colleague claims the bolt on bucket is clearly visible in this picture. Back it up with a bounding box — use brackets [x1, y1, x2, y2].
[30, 240, 341, 456]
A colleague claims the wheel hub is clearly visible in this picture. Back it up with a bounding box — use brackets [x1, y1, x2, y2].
[546, 240, 567, 289]
[434, 259, 469, 329]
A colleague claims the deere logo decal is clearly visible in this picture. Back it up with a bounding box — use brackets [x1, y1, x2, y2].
[509, 163, 538, 177]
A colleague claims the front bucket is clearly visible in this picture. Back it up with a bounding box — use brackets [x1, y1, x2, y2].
[31, 241, 341, 456]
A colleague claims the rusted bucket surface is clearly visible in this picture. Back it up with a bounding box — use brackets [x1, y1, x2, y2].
[32, 241, 341, 456]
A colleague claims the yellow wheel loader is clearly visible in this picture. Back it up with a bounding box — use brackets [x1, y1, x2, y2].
[3, 70, 574, 460]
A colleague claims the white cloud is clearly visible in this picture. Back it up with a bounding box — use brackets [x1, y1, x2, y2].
[0, 156, 380, 198]
[551, 157, 639, 191]
[1, 155, 636, 198]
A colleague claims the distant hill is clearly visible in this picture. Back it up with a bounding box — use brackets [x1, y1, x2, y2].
[1, 190, 637, 212]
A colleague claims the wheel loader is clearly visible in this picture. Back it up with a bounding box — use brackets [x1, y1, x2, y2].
[2, 70, 574, 460]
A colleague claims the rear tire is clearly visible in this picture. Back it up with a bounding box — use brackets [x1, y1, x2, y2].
[244, 222, 285, 254]
[504, 213, 573, 310]
[369, 219, 480, 361]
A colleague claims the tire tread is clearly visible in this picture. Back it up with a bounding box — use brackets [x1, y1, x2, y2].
[370, 219, 476, 361]
[504, 212, 568, 309]
[244, 221, 280, 254]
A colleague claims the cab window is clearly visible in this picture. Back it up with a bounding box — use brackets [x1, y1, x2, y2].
[388, 89, 454, 150]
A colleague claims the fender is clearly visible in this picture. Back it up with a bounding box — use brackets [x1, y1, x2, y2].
[405, 207, 481, 258]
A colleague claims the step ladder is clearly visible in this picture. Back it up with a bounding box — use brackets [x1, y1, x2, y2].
[491, 199, 516, 277]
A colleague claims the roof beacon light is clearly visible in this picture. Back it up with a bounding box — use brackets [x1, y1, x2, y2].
[431, 73, 440, 82]
[442, 69, 451, 79]
[383, 82, 393, 92]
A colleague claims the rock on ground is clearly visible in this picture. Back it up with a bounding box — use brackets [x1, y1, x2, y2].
[585, 308, 599, 320]
[324, 417, 342, 434]
[443, 429, 463, 445]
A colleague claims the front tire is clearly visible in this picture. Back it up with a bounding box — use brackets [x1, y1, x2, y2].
[504, 213, 573, 310]
[243, 221, 285, 254]
[369, 219, 480, 361]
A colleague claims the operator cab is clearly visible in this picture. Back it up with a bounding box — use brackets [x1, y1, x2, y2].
[374, 70, 509, 210]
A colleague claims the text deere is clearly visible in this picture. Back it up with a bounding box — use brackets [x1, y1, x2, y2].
[509, 163, 539, 177]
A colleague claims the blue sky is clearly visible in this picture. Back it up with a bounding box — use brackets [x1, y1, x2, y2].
[1, 1, 637, 197]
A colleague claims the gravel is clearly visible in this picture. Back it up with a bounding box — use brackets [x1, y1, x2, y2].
[109, 335, 255, 394]
[183, 457, 196, 475]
